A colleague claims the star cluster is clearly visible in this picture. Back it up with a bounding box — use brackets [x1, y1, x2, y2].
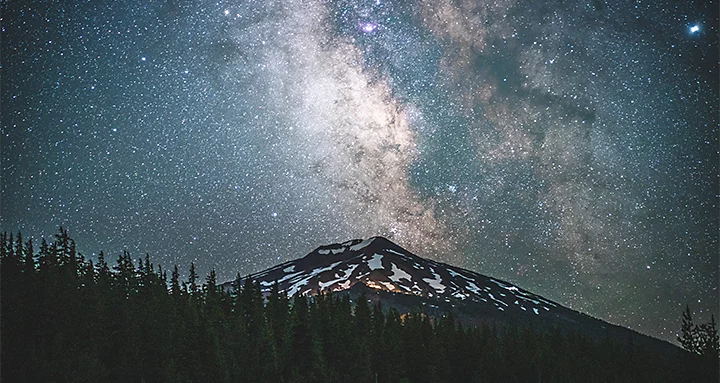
[2, 0, 717, 343]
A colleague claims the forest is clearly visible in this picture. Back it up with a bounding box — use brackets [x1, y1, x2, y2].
[1, 228, 717, 382]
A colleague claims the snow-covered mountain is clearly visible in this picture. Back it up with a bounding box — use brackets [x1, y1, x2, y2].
[222, 236, 681, 355]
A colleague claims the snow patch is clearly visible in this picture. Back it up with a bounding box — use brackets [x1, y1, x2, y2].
[379, 281, 397, 291]
[448, 269, 461, 278]
[365, 280, 384, 290]
[385, 249, 408, 258]
[277, 271, 303, 284]
[337, 280, 352, 290]
[388, 263, 412, 283]
[452, 292, 468, 300]
[318, 264, 359, 289]
[487, 292, 508, 307]
[465, 281, 482, 296]
[287, 261, 342, 296]
[349, 238, 374, 251]
[367, 254, 384, 270]
[287, 279, 310, 297]
[283, 265, 295, 273]
[489, 279, 557, 307]
[422, 268, 445, 293]
[448, 268, 475, 282]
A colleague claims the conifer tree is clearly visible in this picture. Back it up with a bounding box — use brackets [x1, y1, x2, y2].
[14, 232, 23, 261]
[694, 314, 720, 358]
[188, 262, 199, 296]
[205, 269, 219, 301]
[679, 304, 696, 353]
[706, 315, 719, 355]
[170, 264, 182, 297]
[23, 238, 35, 275]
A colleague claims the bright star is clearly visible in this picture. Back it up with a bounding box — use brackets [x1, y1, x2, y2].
[690, 24, 700, 34]
[360, 22, 377, 33]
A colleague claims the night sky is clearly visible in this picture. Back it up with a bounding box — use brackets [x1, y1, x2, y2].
[2, 0, 717, 344]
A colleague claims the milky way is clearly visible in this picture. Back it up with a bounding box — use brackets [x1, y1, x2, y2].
[2, 0, 717, 343]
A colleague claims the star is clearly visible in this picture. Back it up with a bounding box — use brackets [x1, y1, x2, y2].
[689, 24, 700, 34]
[360, 22, 378, 33]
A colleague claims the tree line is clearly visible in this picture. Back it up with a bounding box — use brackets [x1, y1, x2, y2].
[1, 228, 717, 382]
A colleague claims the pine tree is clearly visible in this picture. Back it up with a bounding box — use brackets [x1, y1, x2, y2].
[205, 269, 219, 302]
[188, 262, 199, 296]
[95, 251, 112, 294]
[23, 238, 35, 275]
[679, 304, 696, 353]
[706, 315, 719, 355]
[14, 232, 24, 261]
[171, 264, 182, 297]
[694, 314, 720, 358]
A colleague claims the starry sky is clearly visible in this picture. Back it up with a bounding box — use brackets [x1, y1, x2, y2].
[2, 0, 717, 343]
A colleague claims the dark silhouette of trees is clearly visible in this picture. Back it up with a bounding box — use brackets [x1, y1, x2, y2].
[678, 305, 720, 381]
[680, 304, 697, 352]
[0, 229, 715, 382]
[679, 305, 720, 357]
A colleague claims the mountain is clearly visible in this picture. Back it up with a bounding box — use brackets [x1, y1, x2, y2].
[222, 236, 682, 356]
